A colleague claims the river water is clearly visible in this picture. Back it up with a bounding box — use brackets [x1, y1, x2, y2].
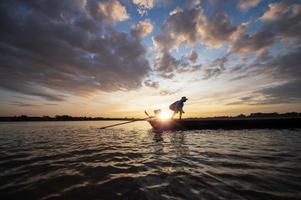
[0, 121, 301, 200]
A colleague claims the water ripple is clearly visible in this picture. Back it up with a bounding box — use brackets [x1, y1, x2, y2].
[0, 121, 301, 200]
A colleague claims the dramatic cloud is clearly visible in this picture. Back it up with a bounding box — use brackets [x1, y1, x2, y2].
[144, 79, 159, 88]
[186, 0, 201, 9]
[152, 1, 301, 82]
[98, 0, 129, 23]
[229, 44, 301, 105]
[238, 0, 261, 10]
[265, 46, 301, 81]
[153, 7, 238, 50]
[154, 51, 179, 77]
[1, 0, 300, 116]
[231, 2, 301, 55]
[159, 89, 181, 96]
[131, 20, 153, 38]
[230, 23, 275, 55]
[132, 0, 156, 16]
[10, 101, 36, 107]
[226, 1, 301, 107]
[152, 7, 236, 78]
[202, 55, 229, 80]
[261, 79, 301, 104]
[260, 2, 301, 40]
[261, 2, 290, 21]
[230, 2, 301, 80]
[0, 0, 150, 101]
[188, 50, 198, 63]
[154, 51, 201, 78]
[228, 79, 301, 105]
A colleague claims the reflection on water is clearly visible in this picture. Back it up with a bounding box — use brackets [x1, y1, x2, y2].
[0, 121, 301, 200]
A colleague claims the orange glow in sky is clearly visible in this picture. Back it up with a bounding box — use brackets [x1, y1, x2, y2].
[0, 1, 301, 117]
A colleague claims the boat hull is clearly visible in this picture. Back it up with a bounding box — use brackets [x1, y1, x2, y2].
[147, 118, 301, 131]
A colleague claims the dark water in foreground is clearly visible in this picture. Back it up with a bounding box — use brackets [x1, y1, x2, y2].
[0, 121, 301, 200]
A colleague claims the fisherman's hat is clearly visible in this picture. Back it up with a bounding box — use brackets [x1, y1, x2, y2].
[181, 96, 188, 101]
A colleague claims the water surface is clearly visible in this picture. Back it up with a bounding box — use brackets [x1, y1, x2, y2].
[0, 121, 301, 200]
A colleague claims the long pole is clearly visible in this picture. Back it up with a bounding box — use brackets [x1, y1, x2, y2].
[98, 117, 151, 129]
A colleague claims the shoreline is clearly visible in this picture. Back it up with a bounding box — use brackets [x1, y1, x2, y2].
[1, 116, 301, 122]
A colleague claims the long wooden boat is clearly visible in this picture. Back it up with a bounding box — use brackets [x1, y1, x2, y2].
[147, 117, 301, 131]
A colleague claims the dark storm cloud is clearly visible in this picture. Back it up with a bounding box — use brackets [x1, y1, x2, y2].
[152, 6, 237, 78]
[153, 1, 300, 82]
[228, 46, 301, 105]
[154, 51, 180, 78]
[144, 79, 159, 88]
[231, 1, 301, 55]
[261, 79, 301, 104]
[154, 51, 202, 78]
[188, 50, 198, 63]
[0, 0, 151, 101]
[261, 2, 301, 39]
[10, 101, 36, 107]
[232, 45, 301, 83]
[202, 55, 229, 80]
[257, 46, 301, 104]
[153, 7, 238, 50]
[266, 46, 301, 80]
[9, 100, 59, 107]
[227, 79, 301, 105]
[230, 26, 275, 55]
[226, 1, 301, 105]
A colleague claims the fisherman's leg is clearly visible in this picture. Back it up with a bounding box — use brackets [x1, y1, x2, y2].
[172, 111, 176, 119]
[179, 111, 182, 119]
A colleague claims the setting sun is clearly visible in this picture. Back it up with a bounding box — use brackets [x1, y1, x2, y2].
[159, 111, 171, 120]
[1, 1, 301, 200]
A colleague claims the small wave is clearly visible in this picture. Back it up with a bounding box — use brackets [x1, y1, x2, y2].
[0, 122, 301, 200]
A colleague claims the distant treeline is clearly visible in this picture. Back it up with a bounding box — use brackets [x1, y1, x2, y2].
[0, 112, 301, 122]
[192, 112, 301, 119]
[0, 115, 139, 122]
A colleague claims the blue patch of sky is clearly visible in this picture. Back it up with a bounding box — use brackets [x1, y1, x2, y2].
[238, 0, 269, 35]
[116, 1, 186, 56]
[269, 42, 285, 56]
[200, 1, 215, 16]
[115, 20, 132, 33]
[116, 0, 289, 68]
[230, 0, 285, 35]
[148, 4, 172, 26]
[115, 0, 172, 36]
[171, 46, 190, 60]
[199, 45, 229, 63]
[170, 42, 229, 65]
[142, 35, 154, 48]
[226, 1, 252, 25]
[221, 1, 262, 35]
[115, 1, 141, 33]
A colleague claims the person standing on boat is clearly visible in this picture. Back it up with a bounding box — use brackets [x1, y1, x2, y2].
[169, 96, 188, 119]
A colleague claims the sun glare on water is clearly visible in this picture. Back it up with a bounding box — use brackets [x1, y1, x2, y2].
[159, 111, 171, 120]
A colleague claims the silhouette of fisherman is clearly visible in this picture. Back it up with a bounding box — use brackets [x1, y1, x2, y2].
[169, 96, 188, 119]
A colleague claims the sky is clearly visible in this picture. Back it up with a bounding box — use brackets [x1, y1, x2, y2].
[0, 0, 301, 118]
